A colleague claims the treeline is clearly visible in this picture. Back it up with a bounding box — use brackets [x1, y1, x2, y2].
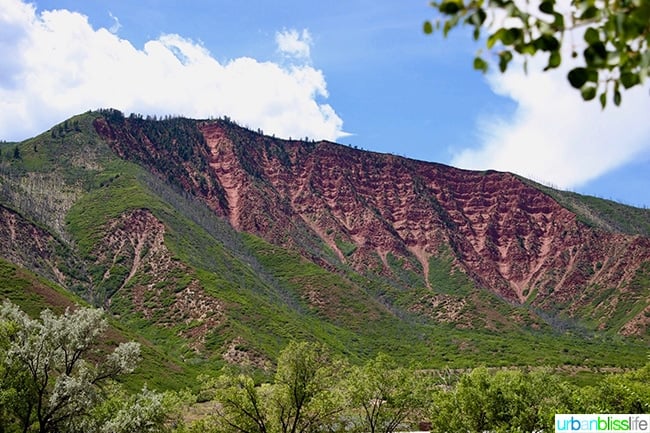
[2, 301, 649, 433]
[98, 109, 215, 194]
[179, 345, 650, 433]
[50, 119, 81, 138]
[96, 108, 238, 127]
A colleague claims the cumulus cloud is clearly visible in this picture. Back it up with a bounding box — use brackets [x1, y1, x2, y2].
[275, 29, 312, 60]
[0, 0, 346, 142]
[452, 50, 650, 190]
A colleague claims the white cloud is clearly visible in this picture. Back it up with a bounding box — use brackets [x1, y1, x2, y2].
[0, 0, 346, 142]
[108, 11, 121, 34]
[452, 44, 650, 190]
[275, 29, 312, 61]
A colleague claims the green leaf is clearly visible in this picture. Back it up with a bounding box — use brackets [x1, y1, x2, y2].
[584, 28, 600, 44]
[423, 21, 434, 34]
[581, 85, 597, 101]
[487, 29, 505, 49]
[552, 12, 564, 30]
[469, 8, 487, 26]
[613, 89, 622, 106]
[581, 6, 600, 20]
[606, 51, 621, 66]
[518, 44, 537, 56]
[443, 20, 454, 36]
[473, 56, 489, 72]
[498, 51, 513, 72]
[545, 50, 561, 70]
[599, 92, 607, 109]
[442, 15, 459, 37]
[604, 18, 616, 39]
[568, 68, 589, 88]
[535, 34, 560, 52]
[584, 42, 607, 66]
[439, 0, 462, 14]
[586, 69, 598, 83]
[620, 72, 640, 89]
[539, 0, 554, 14]
[502, 28, 523, 45]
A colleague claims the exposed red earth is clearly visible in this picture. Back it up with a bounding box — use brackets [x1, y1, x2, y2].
[92, 117, 650, 337]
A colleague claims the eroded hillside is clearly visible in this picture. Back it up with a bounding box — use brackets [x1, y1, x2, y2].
[1, 110, 648, 377]
[94, 113, 650, 337]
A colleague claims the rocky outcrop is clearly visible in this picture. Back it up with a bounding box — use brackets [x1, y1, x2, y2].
[91, 209, 225, 352]
[95, 116, 650, 336]
[0, 204, 87, 289]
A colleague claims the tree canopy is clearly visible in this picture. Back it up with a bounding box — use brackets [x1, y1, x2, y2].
[424, 0, 650, 107]
[346, 353, 427, 433]
[204, 341, 347, 433]
[0, 301, 169, 433]
[5, 298, 644, 433]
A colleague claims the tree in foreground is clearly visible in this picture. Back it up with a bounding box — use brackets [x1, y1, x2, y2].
[0, 300, 167, 433]
[210, 373, 274, 433]
[424, 0, 650, 107]
[272, 341, 348, 433]
[428, 363, 650, 433]
[574, 361, 650, 414]
[429, 366, 573, 433]
[346, 353, 428, 433]
[203, 341, 348, 433]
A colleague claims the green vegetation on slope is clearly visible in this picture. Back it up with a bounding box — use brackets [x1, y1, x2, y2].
[0, 258, 198, 391]
[3, 304, 647, 433]
[1, 111, 648, 395]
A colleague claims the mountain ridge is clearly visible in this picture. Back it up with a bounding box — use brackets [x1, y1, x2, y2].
[0, 109, 648, 379]
[93, 111, 650, 336]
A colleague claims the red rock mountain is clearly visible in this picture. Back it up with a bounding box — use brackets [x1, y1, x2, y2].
[92, 114, 650, 337]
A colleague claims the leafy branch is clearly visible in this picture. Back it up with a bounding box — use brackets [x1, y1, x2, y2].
[424, 0, 650, 107]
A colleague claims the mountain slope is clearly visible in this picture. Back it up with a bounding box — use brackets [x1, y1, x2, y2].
[95, 111, 650, 337]
[1, 110, 648, 381]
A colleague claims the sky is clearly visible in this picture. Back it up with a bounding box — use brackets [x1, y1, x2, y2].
[1, 0, 649, 208]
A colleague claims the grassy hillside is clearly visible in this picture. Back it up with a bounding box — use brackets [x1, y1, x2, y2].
[1, 111, 649, 392]
[0, 258, 199, 391]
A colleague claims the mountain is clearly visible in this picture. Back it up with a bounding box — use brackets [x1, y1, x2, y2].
[1, 109, 648, 382]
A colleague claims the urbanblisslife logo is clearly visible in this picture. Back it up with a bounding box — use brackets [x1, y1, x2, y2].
[556, 415, 650, 433]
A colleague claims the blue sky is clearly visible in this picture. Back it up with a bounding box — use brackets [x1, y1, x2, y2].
[2, 0, 649, 208]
